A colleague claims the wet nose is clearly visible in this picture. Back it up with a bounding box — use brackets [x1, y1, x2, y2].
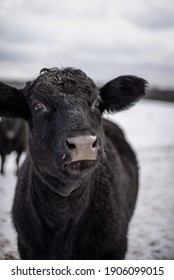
[66, 135, 98, 162]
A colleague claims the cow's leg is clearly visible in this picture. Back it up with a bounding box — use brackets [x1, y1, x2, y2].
[0, 155, 5, 175]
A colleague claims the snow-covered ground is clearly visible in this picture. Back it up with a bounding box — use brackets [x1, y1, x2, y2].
[0, 99, 174, 259]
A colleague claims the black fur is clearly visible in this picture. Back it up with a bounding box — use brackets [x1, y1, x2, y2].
[100, 75, 148, 113]
[0, 68, 147, 259]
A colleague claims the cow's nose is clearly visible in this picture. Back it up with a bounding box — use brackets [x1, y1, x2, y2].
[66, 135, 98, 162]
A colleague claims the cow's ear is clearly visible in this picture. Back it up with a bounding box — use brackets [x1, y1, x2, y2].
[99, 75, 147, 113]
[0, 82, 29, 120]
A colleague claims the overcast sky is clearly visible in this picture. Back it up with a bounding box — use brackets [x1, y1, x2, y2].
[0, 0, 174, 88]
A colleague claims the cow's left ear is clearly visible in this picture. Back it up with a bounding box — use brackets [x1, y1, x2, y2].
[99, 75, 147, 113]
[0, 82, 29, 120]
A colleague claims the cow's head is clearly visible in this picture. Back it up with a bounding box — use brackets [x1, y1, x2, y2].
[0, 68, 147, 195]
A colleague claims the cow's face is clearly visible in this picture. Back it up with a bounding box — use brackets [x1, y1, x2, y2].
[0, 67, 147, 196]
[25, 69, 104, 182]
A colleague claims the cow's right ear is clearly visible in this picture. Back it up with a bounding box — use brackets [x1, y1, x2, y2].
[0, 82, 29, 120]
[99, 75, 147, 114]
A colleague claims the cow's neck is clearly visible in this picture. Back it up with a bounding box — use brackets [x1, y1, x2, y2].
[30, 166, 92, 230]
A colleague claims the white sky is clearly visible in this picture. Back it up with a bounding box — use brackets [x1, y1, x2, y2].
[0, 0, 174, 88]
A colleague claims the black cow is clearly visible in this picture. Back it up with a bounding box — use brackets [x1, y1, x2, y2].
[0, 68, 147, 259]
[0, 118, 27, 174]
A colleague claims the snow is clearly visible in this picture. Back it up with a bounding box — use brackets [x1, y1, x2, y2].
[0, 100, 174, 259]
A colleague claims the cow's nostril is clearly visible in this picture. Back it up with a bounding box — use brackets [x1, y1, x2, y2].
[92, 139, 98, 148]
[66, 139, 76, 150]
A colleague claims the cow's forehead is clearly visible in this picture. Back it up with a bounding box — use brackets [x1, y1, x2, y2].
[26, 68, 99, 99]
[37, 68, 96, 85]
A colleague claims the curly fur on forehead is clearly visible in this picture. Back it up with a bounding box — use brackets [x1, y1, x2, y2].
[26, 67, 97, 94]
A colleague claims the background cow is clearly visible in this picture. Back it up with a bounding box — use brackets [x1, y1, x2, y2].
[0, 118, 27, 175]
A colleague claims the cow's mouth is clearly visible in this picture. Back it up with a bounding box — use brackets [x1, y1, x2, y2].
[64, 160, 97, 174]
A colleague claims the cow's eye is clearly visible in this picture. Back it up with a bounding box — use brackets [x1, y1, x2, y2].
[91, 99, 101, 112]
[33, 101, 48, 112]
[93, 100, 100, 108]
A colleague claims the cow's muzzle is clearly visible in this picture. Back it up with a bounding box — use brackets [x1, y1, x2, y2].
[65, 135, 99, 174]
